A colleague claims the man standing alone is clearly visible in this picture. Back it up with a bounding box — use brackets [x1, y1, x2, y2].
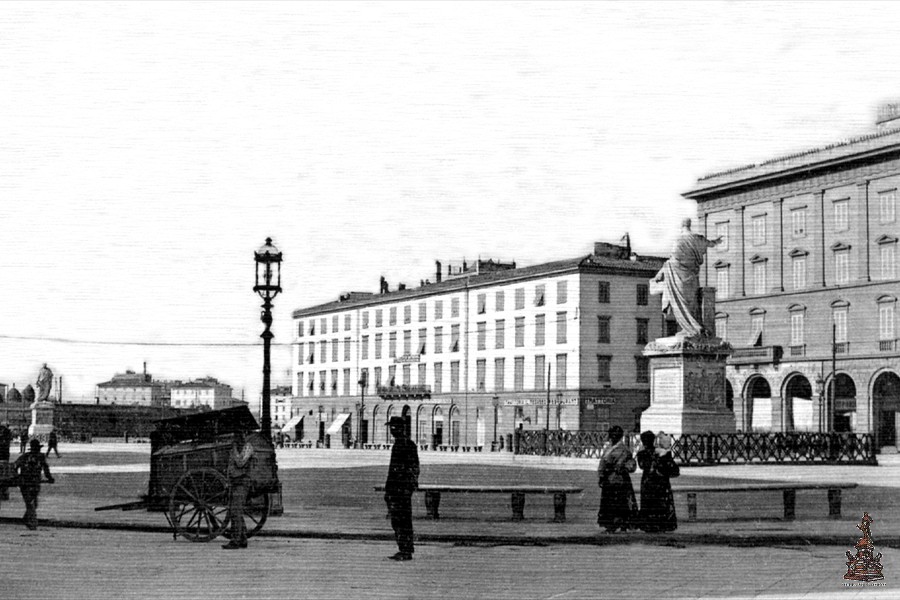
[384, 417, 419, 561]
[14, 439, 54, 530]
[222, 430, 255, 550]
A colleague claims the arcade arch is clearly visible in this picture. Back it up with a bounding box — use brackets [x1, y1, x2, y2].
[782, 373, 814, 432]
[872, 370, 900, 451]
[744, 376, 772, 432]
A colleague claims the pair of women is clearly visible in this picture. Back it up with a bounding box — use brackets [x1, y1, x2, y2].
[596, 426, 680, 533]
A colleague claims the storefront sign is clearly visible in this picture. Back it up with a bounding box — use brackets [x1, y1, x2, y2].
[393, 354, 421, 364]
[502, 397, 579, 406]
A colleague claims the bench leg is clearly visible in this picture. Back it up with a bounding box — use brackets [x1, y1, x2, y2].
[511, 492, 525, 521]
[783, 489, 796, 521]
[687, 492, 697, 522]
[828, 489, 842, 519]
[424, 491, 441, 519]
[553, 493, 567, 523]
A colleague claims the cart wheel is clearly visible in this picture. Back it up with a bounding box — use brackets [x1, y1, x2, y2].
[223, 491, 270, 539]
[168, 468, 230, 542]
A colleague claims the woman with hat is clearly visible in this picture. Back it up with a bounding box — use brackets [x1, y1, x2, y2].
[13, 438, 54, 530]
[636, 430, 680, 533]
[596, 425, 637, 533]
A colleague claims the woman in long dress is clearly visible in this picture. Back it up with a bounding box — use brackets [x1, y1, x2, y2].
[597, 425, 637, 533]
[637, 430, 680, 533]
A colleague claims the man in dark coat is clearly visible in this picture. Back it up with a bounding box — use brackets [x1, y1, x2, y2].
[222, 430, 255, 550]
[13, 439, 54, 530]
[19, 430, 28, 454]
[46, 430, 60, 458]
[384, 417, 419, 561]
[0, 423, 11, 501]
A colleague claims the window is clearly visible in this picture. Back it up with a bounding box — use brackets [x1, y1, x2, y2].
[403, 330, 411, 355]
[388, 365, 396, 386]
[835, 250, 850, 284]
[374, 367, 382, 388]
[434, 300, 443, 320]
[298, 321, 304, 337]
[309, 321, 315, 336]
[362, 312, 369, 329]
[389, 307, 397, 326]
[793, 256, 807, 290]
[495, 291, 504, 312]
[477, 322, 486, 350]
[716, 267, 730, 299]
[598, 281, 610, 303]
[320, 341, 327, 363]
[834, 199, 849, 231]
[389, 332, 397, 358]
[451, 297, 460, 318]
[374, 333, 383, 359]
[750, 312, 765, 346]
[451, 324, 460, 352]
[556, 312, 567, 344]
[635, 357, 649, 383]
[636, 284, 649, 306]
[414, 328, 425, 355]
[343, 369, 351, 395]
[752, 214, 766, 245]
[344, 314, 351, 331]
[535, 355, 546, 390]
[321, 318, 327, 335]
[753, 261, 767, 295]
[495, 319, 505, 349]
[534, 285, 545, 307]
[375, 309, 383, 328]
[790, 311, 804, 347]
[515, 288, 525, 310]
[882, 244, 896, 280]
[535, 314, 545, 346]
[715, 315, 728, 342]
[404, 305, 411, 324]
[476, 359, 486, 391]
[515, 317, 525, 347]
[330, 370, 338, 396]
[434, 326, 443, 353]
[298, 343, 304, 365]
[636, 318, 649, 345]
[415, 302, 424, 322]
[833, 308, 848, 344]
[343, 337, 351, 361]
[880, 190, 897, 223]
[297, 373, 304, 396]
[361, 336, 369, 360]
[477, 294, 486, 314]
[434, 363, 443, 393]
[597, 316, 611, 343]
[402, 364, 411, 386]
[597, 355, 611, 382]
[555, 354, 567, 389]
[513, 357, 525, 391]
[417, 363, 426, 385]
[450, 361, 460, 392]
[879, 302, 895, 341]
[494, 358, 505, 391]
[332, 315, 339, 332]
[332, 339, 338, 362]
[715, 222, 729, 251]
[557, 280, 568, 304]
[309, 344, 315, 364]
[791, 208, 807, 237]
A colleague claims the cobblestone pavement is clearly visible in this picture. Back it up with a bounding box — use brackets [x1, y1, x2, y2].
[2, 525, 895, 599]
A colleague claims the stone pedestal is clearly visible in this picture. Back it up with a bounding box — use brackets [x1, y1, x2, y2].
[640, 335, 736, 435]
[29, 401, 54, 438]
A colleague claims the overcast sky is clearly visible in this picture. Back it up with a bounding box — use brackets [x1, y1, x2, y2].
[2, 1, 898, 405]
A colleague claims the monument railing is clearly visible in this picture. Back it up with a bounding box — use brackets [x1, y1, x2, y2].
[515, 430, 877, 465]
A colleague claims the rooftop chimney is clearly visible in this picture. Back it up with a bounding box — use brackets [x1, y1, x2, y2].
[435, 260, 442, 283]
[379, 276, 388, 294]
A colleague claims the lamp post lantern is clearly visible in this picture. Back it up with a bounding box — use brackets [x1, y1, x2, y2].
[254, 237, 282, 439]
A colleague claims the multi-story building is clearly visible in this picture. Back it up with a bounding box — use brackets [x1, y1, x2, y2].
[291, 242, 667, 448]
[96, 368, 170, 408]
[170, 377, 243, 410]
[270, 385, 307, 439]
[686, 103, 900, 452]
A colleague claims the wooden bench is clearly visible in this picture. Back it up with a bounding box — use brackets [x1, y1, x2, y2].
[673, 483, 857, 521]
[375, 484, 583, 522]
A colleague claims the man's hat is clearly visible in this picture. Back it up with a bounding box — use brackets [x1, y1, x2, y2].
[386, 416, 405, 427]
[29, 439, 43, 451]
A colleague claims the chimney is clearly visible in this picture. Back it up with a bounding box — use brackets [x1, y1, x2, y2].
[398, 283, 407, 291]
[435, 260, 442, 283]
[379, 276, 388, 294]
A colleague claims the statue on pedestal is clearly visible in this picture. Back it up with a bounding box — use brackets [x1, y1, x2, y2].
[844, 513, 884, 581]
[36, 363, 53, 403]
[650, 218, 722, 338]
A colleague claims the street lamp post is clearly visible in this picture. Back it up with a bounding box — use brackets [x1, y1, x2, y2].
[357, 371, 368, 449]
[491, 395, 500, 451]
[254, 237, 282, 439]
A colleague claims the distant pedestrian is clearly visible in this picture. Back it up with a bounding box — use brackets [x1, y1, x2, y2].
[19, 431, 28, 454]
[597, 425, 637, 533]
[46, 430, 60, 458]
[222, 430, 255, 550]
[0, 422, 11, 501]
[13, 439, 54, 530]
[384, 416, 419, 561]
[636, 431, 680, 533]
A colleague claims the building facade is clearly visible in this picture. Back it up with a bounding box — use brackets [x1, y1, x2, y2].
[170, 377, 243, 410]
[291, 243, 668, 448]
[686, 104, 900, 452]
[96, 369, 170, 408]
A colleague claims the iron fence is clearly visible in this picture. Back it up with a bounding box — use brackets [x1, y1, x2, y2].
[516, 430, 877, 465]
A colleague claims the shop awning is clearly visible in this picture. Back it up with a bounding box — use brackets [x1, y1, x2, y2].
[325, 413, 350, 435]
[281, 414, 304, 433]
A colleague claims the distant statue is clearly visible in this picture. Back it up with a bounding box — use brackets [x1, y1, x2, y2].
[36, 363, 53, 402]
[650, 218, 722, 338]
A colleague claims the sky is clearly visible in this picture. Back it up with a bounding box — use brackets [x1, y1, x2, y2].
[2, 1, 899, 408]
